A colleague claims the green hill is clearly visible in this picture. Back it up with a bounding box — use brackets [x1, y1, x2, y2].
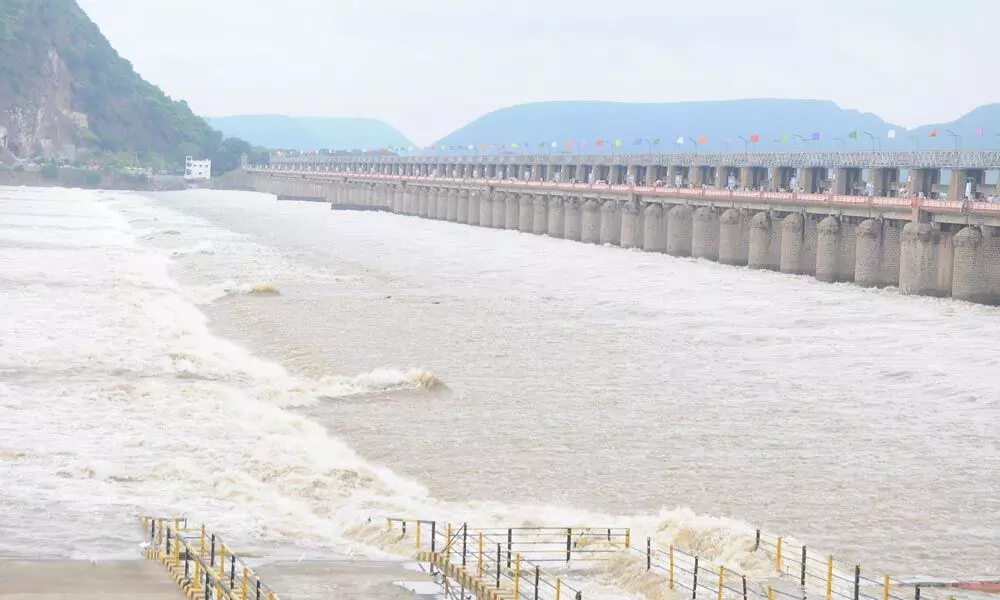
[0, 0, 245, 169]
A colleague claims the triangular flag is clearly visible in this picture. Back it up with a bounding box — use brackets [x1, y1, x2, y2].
[811, 132, 820, 141]
[929, 129, 937, 137]
[887, 129, 896, 139]
[848, 130, 858, 139]
[633, 138, 643, 145]
[781, 135, 789, 143]
[975, 127, 984, 137]
[652, 138, 660, 145]
[675, 137, 684, 144]
[614, 139, 622, 147]
[749, 133, 759, 143]
[539, 142, 546, 148]
[596, 139, 605, 147]
[580, 140, 588, 147]
[565, 140, 574, 147]
[698, 135, 708, 144]
[511, 143, 518, 149]
[551, 141, 557, 148]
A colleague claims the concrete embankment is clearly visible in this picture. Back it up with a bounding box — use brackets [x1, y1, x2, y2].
[0, 560, 185, 600]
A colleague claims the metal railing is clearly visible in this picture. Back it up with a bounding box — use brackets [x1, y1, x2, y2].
[247, 171, 1000, 217]
[141, 517, 281, 600]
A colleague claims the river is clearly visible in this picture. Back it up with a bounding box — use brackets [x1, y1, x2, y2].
[0, 187, 996, 584]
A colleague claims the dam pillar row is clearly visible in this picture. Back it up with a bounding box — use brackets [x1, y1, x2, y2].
[620, 200, 641, 249]
[419, 187, 431, 217]
[948, 169, 969, 202]
[600, 200, 620, 245]
[797, 167, 814, 193]
[446, 188, 459, 221]
[457, 190, 471, 224]
[666, 205, 693, 257]
[393, 186, 404, 213]
[667, 166, 680, 187]
[748, 211, 782, 270]
[532, 195, 548, 235]
[547, 195, 565, 238]
[581, 199, 601, 243]
[643, 204, 665, 252]
[952, 226, 1000, 304]
[718, 209, 751, 266]
[505, 192, 520, 230]
[739, 167, 753, 190]
[478, 191, 493, 227]
[564, 197, 582, 241]
[626, 165, 637, 186]
[518, 193, 534, 232]
[816, 215, 857, 283]
[714, 167, 729, 189]
[606, 165, 618, 185]
[899, 222, 954, 297]
[490, 191, 505, 228]
[691, 207, 720, 260]
[689, 168, 704, 188]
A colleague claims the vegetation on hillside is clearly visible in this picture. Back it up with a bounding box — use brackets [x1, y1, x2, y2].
[0, 0, 262, 174]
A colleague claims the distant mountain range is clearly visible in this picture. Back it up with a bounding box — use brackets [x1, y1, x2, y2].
[430, 100, 1000, 154]
[206, 115, 413, 151]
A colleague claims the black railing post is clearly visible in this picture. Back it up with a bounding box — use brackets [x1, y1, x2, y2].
[801, 546, 807, 586]
[914, 586, 921, 600]
[496, 544, 502, 588]
[210, 534, 216, 568]
[646, 537, 651, 570]
[150, 519, 156, 541]
[566, 528, 572, 563]
[230, 555, 236, 588]
[742, 575, 748, 600]
[575, 592, 582, 600]
[534, 566, 540, 600]
[754, 530, 761, 552]
[184, 552, 189, 579]
[607, 528, 611, 542]
[166, 529, 171, 555]
[462, 525, 468, 567]
[853, 565, 861, 600]
[692, 557, 699, 600]
[402, 521, 406, 536]
[431, 522, 436, 553]
[256, 580, 261, 600]
[204, 570, 210, 600]
[507, 529, 513, 568]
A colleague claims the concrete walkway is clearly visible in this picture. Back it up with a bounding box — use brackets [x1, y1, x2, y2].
[252, 560, 440, 600]
[0, 560, 185, 600]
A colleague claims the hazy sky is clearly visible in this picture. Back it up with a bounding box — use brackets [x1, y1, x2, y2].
[76, 0, 998, 144]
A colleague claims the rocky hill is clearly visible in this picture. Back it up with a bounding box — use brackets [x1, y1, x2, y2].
[0, 0, 221, 162]
[207, 115, 413, 151]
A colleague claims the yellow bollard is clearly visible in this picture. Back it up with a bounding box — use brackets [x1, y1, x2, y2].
[200, 525, 207, 558]
[625, 528, 631, 549]
[416, 522, 421, 548]
[718, 566, 725, 600]
[776, 537, 783, 572]
[477, 533, 484, 578]
[556, 579, 561, 600]
[386, 518, 392, 531]
[514, 554, 521, 599]
[768, 587, 775, 600]
[194, 561, 202, 592]
[669, 545, 675, 590]
[269, 592, 275, 600]
[883, 574, 890, 600]
[826, 556, 834, 600]
[216, 580, 222, 600]
[241, 568, 248, 600]
[220, 545, 226, 577]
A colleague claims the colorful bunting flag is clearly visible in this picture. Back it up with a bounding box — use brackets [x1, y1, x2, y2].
[929, 129, 937, 137]
[614, 139, 622, 147]
[551, 141, 558, 148]
[633, 138, 643, 145]
[975, 127, 984, 137]
[781, 135, 789, 143]
[653, 138, 661, 145]
[596, 139, 605, 147]
[750, 133, 759, 143]
[887, 130, 896, 139]
[698, 135, 708, 144]
[566, 140, 574, 147]
[848, 131, 858, 139]
[675, 137, 684, 144]
[811, 132, 820, 141]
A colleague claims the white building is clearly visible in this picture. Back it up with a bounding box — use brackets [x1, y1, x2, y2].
[184, 156, 212, 180]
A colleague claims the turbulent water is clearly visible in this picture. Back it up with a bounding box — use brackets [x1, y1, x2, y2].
[0, 187, 997, 586]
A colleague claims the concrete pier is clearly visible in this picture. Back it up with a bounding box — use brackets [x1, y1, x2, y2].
[479, 192, 492, 227]
[457, 190, 470, 223]
[532, 195, 548, 235]
[427, 188, 439, 219]
[691, 207, 719, 261]
[564, 198, 582, 241]
[581, 199, 601, 244]
[620, 201, 641, 249]
[779, 213, 809, 275]
[447, 189, 459, 221]
[815, 216, 857, 282]
[718, 209, 750, 266]
[505, 193, 519, 230]
[519, 194, 534, 232]
[854, 218, 901, 287]
[492, 192, 506, 229]
[952, 226, 1000, 304]
[643, 204, 665, 252]
[600, 200, 620, 245]
[899, 223, 954, 297]
[666, 205, 693, 257]
[468, 191, 480, 225]
[547, 196, 565, 238]
[418, 188, 429, 217]
[749, 211, 782, 270]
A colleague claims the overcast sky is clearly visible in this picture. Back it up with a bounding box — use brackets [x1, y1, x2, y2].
[76, 0, 998, 145]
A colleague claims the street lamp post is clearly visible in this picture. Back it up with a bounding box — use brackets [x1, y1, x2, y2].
[945, 129, 961, 150]
[737, 136, 749, 152]
[863, 131, 878, 150]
